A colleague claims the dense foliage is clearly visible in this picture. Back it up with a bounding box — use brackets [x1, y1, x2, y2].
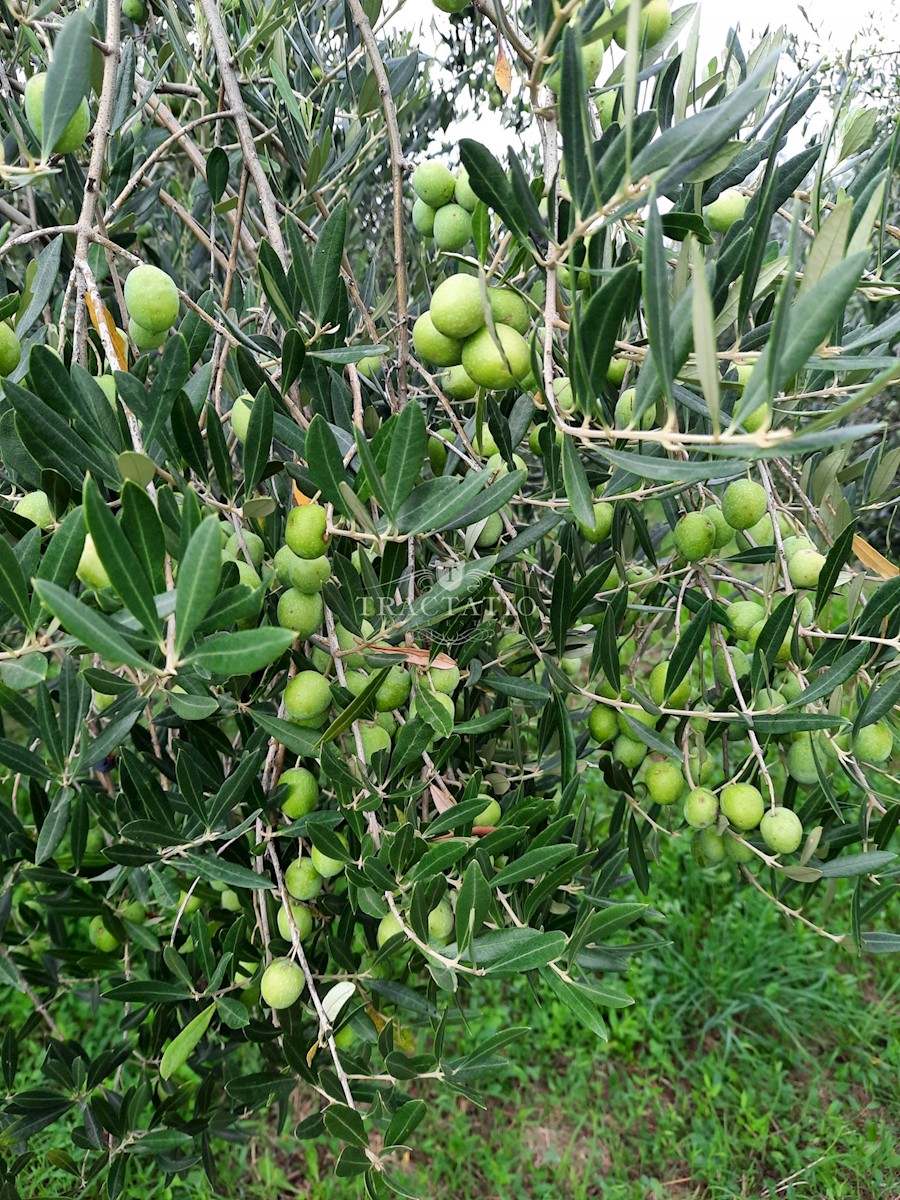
[0, 0, 898, 1195]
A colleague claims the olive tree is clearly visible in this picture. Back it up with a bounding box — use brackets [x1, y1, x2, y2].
[0, 0, 898, 1194]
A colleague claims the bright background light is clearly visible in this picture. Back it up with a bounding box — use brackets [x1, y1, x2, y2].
[384, 0, 898, 153]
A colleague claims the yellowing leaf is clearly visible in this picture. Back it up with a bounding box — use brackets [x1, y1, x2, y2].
[853, 535, 899, 580]
[85, 293, 127, 371]
[495, 47, 511, 97]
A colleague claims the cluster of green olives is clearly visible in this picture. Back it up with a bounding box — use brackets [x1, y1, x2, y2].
[413, 272, 533, 394]
[410, 162, 478, 253]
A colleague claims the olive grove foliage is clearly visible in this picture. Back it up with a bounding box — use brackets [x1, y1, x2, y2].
[0, 0, 898, 1195]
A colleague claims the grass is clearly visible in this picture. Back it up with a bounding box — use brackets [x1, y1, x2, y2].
[3, 840, 898, 1199]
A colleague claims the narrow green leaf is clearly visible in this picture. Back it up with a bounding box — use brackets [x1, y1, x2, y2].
[465, 928, 567, 974]
[561, 437, 594, 527]
[312, 201, 347, 323]
[323, 1102, 367, 1148]
[642, 191, 674, 404]
[305, 415, 351, 515]
[33, 580, 155, 671]
[540, 972, 611, 1039]
[84, 478, 161, 639]
[0, 536, 33, 632]
[160, 1004, 215, 1080]
[249, 710, 320, 758]
[242, 388, 273, 497]
[665, 600, 711, 702]
[175, 517, 222, 655]
[40, 12, 91, 161]
[185, 628, 294, 675]
[318, 667, 390, 746]
[383, 1100, 427, 1151]
[455, 860, 492, 954]
[817, 851, 896, 879]
[384, 402, 427, 518]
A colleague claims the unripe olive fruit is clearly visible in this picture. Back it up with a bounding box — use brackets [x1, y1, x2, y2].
[280, 766, 319, 818]
[428, 663, 461, 694]
[25, 73, 91, 154]
[488, 288, 529, 335]
[612, 0, 671, 48]
[707, 507, 735, 550]
[738, 514, 775, 549]
[128, 318, 164, 351]
[683, 787, 718, 829]
[123, 0, 147, 19]
[474, 427, 499, 457]
[409, 690, 454, 721]
[674, 512, 716, 562]
[225, 530, 265, 568]
[0, 324, 22, 377]
[120, 901, 146, 923]
[497, 631, 533, 675]
[429, 274, 485, 339]
[695, 826, 727, 865]
[433, 204, 472, 252]
[579, 500, 614, 544]
[614, 387, 654, 430]
[606, 357, 628, 387]
[747, 618, 793, 665]
[412, 198, 436, 237]
[277, 900, 313, 941]
[311, 835, 348, 879]
[613, 734, 648, 770]
[178, 889, 203, 915]
[644, 760, 684, 806]
[411, 162, 456, 208]
[454, 165, 478, 211]
[782, 535, 815, 560]
[284, 857, 324, 901]
[473, 797, 501, 826]
[77, 534, 112, 591]
[617, 706, 656, 738]
[260, 957, 304, 1009]
[438, 365, 477, 400]
[713, 646, 750, 687]
[724, 832, 755, 863]
[230, 395, 254, 442]
[722, 479, 767, 531]
[124, 264, 180, 334]
[728, 600, 766, 641]
[648, 662, 691, 709]
[374, 666, 411, 712]
[428, 899, 454, 944]
[474, 511, 503, 547]
[588, 704, 618, 744]
[285, 503, 329, 559]
[705, 189, 749, 233]
[788, 549, 826, 590]
[14, 490, 54, 528]
[759, 806, 804, 855]
[88, 915, 120, 953]
[359, 722, 392, 762]
[853, 721, 893, 764]
[376, 913, 405, 949]
[786, 736, 819, 786]
[289, 554, 331, 594]
[720, 782, 764, 831]
[283, 671, 332, 722]
[462, 325, 531, 390]
[413, 312, 463, 367]
[277, 589, 324, 638]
